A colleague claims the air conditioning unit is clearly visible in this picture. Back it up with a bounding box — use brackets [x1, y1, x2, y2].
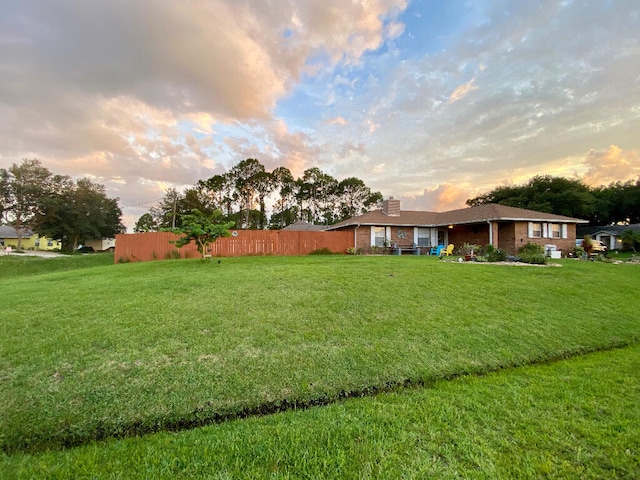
[545, 244, 561, 258]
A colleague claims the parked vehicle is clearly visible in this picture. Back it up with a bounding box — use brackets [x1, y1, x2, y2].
[576, 238, 607, 255]
[591, 240, 607, 254]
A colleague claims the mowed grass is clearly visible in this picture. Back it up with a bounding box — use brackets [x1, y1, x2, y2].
[3, 345, 638, 479]
[0, 252, 114, 279]
[1, 255, 639, 456]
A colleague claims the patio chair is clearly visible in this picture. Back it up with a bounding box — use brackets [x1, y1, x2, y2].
[430, 244, 444, 256]
[441, 244, 454, 256]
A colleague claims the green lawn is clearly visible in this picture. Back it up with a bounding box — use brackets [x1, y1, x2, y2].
[1, 254, 639, 477]
[3, 345, 638, 479]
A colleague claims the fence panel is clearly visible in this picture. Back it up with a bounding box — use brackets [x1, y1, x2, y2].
[114, 230, 353, 263]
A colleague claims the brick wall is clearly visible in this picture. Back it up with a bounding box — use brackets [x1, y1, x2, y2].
[449, 225, 490, 251]
[510, 222, 576, 255]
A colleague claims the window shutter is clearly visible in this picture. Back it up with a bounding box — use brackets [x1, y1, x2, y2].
[542, 223, 548, 238]
[561, 224, 568, 239]
[370, 227, 376, 246]
[528, 222, 533, 237]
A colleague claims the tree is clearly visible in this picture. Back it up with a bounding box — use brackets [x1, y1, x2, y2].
[253, 171, 275, 229]
[134, 213, 157, 232]
[136, 160, 383, 230]
[336, 177, 382, 221]
[270, 166, 298, 229]
[467, 175, 595, 220]
[0, 168, 10, 223]
[197, 174, 236, 218]
[35, 178, 124, 251]
[173, 209, 235, 259]
[620, 229, 640, 252]
[4, 159, 55, 249]
[297, 167, 338, 224]
[591, 178, 640, 225]
[229, 159, 266, 229]
[150, 188, 185, 229]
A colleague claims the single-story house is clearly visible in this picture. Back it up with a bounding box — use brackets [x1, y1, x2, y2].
[0, 225, 62, 251]
[326, 197, 588, 256]
[577, 224, 640, 251]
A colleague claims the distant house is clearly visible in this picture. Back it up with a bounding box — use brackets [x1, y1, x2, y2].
[577, 224, 640, 251]
[326, 197, 588, 256]
[0, 226, 62, 251]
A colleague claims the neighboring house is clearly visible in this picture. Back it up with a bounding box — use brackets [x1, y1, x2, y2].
[326, 197, 588, 256]
[577, 224, 640, 251]
[281, 221, 328, 231]
[84, 238, 116, 252]
[0, 226, 62, 251]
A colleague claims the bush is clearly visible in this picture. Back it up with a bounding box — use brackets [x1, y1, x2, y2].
[309, 247, 334, 255]
[570, 246, 584, 258]
[346, 247, 362, 255]
[486, 245, 507, 262]
[518, 243, 547, 264]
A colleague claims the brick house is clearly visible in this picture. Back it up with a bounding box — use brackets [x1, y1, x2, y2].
[326, 197, 588, 256]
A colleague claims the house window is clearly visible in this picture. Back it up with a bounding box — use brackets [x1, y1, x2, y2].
[529, 222, 543, 238]
[35, 238, 40, 247]
[48, 240, 54, 247]
[373, 227, 386, 247]
[416, 228, 430, 247]
[550, 224, 561, 238]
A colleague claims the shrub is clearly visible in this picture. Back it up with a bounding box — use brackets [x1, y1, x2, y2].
[309, 248, 334, 255]
[165, 250, 182, 260]
[486, 245, 507, 262]
[518, 243, 547, 264]
[570, 246, 584, 258]
[461, 243, 481, 256]
[346, 247, 362, 255]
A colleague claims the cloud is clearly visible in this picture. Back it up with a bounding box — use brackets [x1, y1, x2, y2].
[327, 116, 348, 126]
[448, 78, 478, 103]
[400, 184, 471, 212]
[582, 145, 640, 186]
[0, 0, 407, 228]
[315, 0, 640, 203]
[1, 0, 639, 231]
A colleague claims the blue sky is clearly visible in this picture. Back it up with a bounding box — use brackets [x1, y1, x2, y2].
[1, 0, 639, 228]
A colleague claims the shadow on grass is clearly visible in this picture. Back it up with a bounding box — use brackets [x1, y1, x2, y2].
[9, 340, 635, 455]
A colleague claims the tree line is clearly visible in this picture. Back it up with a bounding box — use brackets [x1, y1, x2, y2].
[135, 158, 383, 232]
[467, 175, 640, 225]
[4, 157, 638, 252]
[1, 159, 124, 251]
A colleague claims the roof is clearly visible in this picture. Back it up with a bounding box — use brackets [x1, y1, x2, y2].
[577, 223, 640, 237]
[326, 203, 588, 230]
[0, 225, 33, 238]
[281, 221, 328, 231]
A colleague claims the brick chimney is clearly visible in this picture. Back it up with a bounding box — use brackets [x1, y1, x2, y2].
[382, 196, 400, 216]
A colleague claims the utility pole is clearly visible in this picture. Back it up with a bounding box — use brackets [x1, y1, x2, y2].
[171, 190, 177, 229]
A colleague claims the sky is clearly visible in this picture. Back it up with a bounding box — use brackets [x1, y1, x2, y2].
[1, 0, 639, 230]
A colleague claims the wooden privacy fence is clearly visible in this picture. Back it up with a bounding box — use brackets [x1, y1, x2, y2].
[114, 230, 354, 263]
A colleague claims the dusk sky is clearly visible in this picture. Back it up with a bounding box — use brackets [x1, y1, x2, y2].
[1, 0, 639, 229]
